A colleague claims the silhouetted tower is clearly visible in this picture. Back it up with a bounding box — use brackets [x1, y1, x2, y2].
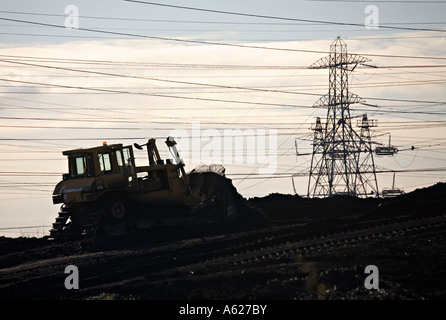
[307, 37, 379, 198]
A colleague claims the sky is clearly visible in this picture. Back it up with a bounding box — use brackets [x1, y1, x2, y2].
[1, 0, 446, 237]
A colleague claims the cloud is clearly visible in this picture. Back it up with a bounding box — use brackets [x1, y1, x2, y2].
[0, 32, 445, 231]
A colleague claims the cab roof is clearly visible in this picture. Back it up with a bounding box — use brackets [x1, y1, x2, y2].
[62, 143, 125, 156]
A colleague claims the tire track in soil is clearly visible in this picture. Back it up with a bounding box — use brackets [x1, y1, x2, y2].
[2, 211, 441, 299]
[76, 212, 446, 299]
[0, 197, 444, 300]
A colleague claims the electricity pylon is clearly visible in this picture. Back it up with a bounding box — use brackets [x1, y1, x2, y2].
[307, 37, 379, 198]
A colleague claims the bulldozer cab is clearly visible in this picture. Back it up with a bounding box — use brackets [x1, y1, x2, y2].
[53, 143, 137, 205]
[54, 139, 189, 206]
[64, 143, 136, 183]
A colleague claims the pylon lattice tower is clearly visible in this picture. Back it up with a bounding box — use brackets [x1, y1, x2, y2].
[307, 37, 379, 198]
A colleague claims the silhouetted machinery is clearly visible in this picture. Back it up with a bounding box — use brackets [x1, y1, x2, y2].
[375, 135, 398, 156]
[50, 137, 241, 240]
[381, 172, 404, 198]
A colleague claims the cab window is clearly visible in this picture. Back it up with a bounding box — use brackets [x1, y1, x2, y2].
[116, 150, 124, 167]
[123, 147, 133, 166]
[69, 156, 86, 178]
[116, 149, 125, 175]
[98, 152, 112, 172]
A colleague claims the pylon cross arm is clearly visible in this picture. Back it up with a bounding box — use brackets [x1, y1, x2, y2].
[308, 54, 371, 70]
[312, 93, 364, 108]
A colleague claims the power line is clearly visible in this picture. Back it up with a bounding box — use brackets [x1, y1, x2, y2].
[0, 116, 136, 124]
[2, 15, 446, 60]
[0, 225, 51, 231]
[4, 54, 446, 71]
[2, 59, 446, 110]
[0, 54, 310, 69]
[2, 9, 446, 25]
[4, 75, 446, 113]
[4, 79, 446, 92]
[0, 16, 327, 54]
[0, 125, 141, 130]
[0, 58, 320, 97]
[0, 76, 320, 109]
[125, 0, 446, 33]
[4, 54, 446, 72]
[306, 0, 446, 3]
[2, 167, 444, 178]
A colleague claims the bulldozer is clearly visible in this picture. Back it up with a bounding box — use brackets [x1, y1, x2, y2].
[50, 136, 242, 241]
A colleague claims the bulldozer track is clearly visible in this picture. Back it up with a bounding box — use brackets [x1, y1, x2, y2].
[82, 211, 103, 239]
[48, 205, 70, 240]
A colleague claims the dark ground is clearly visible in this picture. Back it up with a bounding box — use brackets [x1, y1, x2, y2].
[0, 182, 445, 304]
